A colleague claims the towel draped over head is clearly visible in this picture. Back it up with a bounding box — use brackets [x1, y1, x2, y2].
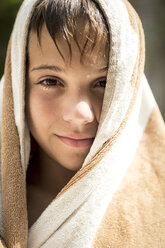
[0, 0, 165, 247]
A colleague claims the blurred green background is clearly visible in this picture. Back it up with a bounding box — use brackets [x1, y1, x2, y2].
[0, 0, 165, 118]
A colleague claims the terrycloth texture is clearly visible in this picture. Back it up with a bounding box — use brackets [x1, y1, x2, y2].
[0, 0, 165, 247]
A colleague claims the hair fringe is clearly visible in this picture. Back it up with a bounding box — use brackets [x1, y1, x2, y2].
[29, 0, 109, 61]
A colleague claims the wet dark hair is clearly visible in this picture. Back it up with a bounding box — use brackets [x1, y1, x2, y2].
[29, 0, 109, 61]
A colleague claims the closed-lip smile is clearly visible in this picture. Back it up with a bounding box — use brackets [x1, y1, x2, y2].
[56, 134, 95, 148]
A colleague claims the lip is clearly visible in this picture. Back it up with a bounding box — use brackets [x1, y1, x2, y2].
[56, 134, 95, 148]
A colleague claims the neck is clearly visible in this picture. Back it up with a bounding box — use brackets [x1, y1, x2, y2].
[27, 147, 76, 197]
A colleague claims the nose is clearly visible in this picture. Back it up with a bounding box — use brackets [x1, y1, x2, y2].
[63, 100, 94, 125]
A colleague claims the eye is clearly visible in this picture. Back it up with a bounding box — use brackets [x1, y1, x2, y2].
[37, 78, 63, 88]
[94, 79, 106, 88]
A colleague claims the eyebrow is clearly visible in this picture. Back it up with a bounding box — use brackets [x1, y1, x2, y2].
[98, 66, 108, 72]
[31, 64, 108, 73]
[31, 65, 64, 73]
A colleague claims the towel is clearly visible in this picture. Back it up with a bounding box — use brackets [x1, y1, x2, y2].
[0, 0, 165, 247]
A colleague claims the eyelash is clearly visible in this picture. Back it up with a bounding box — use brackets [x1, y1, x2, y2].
[37, 78, 106, 89]
[37, 78, 63, 89]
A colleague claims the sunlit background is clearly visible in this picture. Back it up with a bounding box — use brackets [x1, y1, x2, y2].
[0, 0, 164, 119]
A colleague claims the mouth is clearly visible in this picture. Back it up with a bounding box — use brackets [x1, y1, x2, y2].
[56, 135, 95, 148]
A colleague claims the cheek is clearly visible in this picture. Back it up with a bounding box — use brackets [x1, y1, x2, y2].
[26, 90, 58, 131]
[92, 91, 105, 122]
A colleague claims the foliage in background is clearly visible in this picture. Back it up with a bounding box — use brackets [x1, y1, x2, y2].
[0, 0, 22, 76]
[129, 0, 165, 118]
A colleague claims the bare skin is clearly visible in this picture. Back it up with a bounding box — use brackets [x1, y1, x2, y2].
[26, 147, 76, 228]
[26, 24, 108, 228]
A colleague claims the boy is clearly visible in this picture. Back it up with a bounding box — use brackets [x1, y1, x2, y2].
[0, 0, 165, 247]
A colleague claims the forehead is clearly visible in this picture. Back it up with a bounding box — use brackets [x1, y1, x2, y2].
[28, 24, 108, 69]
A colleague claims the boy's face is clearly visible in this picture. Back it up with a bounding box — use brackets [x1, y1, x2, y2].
[26, 24, 108, 171]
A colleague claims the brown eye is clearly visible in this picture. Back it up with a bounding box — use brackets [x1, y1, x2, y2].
[94, 79, 106, 88]
[38, 78, 63, 88]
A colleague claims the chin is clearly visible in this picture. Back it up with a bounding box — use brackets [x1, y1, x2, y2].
[60, 159, 84, 172]
[40, 144, 89, 172]
[54, 154, 86, 172]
